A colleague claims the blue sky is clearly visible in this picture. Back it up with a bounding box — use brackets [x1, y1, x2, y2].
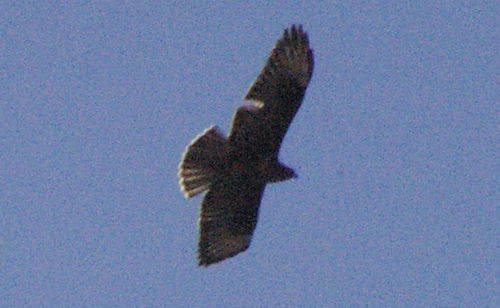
[2, 1, 500, 307]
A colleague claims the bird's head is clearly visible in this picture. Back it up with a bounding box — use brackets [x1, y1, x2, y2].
[262, 160, 296, 183]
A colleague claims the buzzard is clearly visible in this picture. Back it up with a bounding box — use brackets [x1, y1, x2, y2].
[178, 25, 314, 266]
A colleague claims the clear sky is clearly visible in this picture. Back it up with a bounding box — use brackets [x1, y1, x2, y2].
[2, 1, 499, 307]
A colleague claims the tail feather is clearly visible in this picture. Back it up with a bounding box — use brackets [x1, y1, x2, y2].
[178, 126, 228, 198]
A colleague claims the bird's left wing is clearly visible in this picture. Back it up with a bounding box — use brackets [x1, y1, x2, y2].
[197, 172, 265, 266]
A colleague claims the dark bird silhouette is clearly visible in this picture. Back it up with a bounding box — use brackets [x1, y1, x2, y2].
[178, 25, 314, 266]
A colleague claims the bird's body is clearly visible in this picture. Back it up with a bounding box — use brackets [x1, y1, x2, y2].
[178, 25, 314, 266]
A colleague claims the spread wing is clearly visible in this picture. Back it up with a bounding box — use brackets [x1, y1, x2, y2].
[230, 25, 314, 155]
[197, 172, 265, 266]
[245, 25, 314, 105]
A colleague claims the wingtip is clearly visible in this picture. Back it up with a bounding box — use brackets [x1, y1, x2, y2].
[243, 24, 314, 103]
[196, 234, 252, 267]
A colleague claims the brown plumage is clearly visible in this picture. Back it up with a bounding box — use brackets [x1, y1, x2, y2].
[178, 25, 314, 266]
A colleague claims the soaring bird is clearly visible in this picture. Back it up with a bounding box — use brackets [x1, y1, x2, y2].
[178, 25, 314, 266]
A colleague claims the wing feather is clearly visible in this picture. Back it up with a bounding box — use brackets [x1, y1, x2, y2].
[197, 171, 265, 266]
[230, 25, 314, 155]
[244, 25, 314, 107]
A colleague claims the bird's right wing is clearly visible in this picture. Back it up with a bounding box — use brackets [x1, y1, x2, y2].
[237, 25, 314, 155]
[244, 25, 314, 109]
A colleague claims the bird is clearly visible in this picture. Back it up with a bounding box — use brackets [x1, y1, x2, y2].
[178, 25, 314, 266]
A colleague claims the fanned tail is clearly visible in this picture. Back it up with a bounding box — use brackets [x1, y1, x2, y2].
[178, 126, 228, 198]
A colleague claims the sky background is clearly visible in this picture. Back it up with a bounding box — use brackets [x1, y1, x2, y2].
[1, 1, 500, 307]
